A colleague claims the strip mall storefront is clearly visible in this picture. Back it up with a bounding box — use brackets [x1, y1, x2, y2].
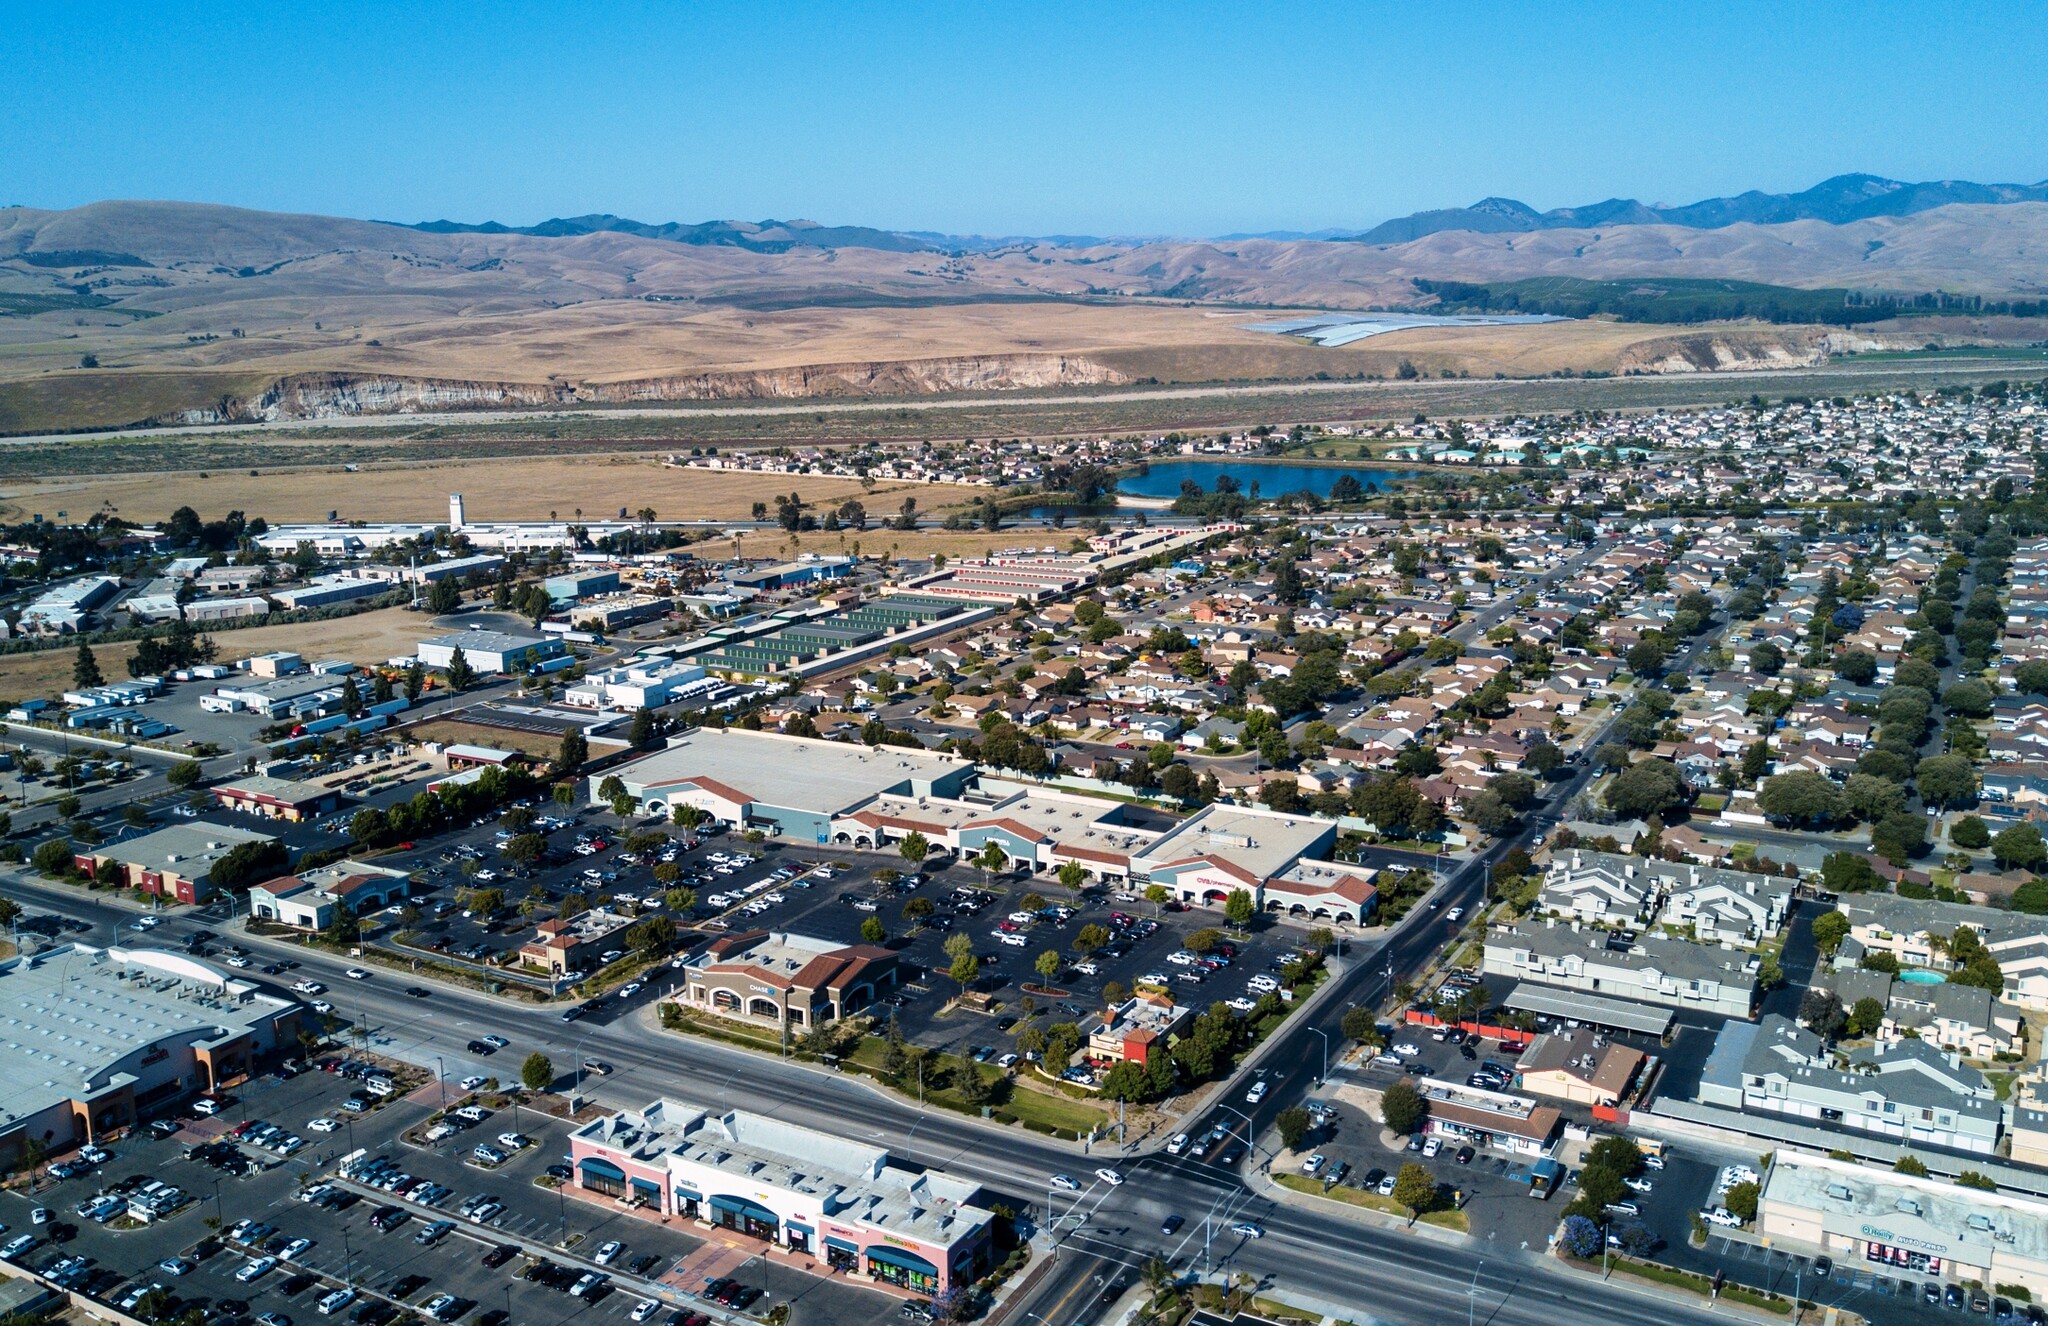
[571, 1138, 986, 1297]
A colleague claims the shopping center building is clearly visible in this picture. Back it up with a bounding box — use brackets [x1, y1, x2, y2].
[1759, 1149, 2048, 1298]
[0, 944, 301, 1167]
[570, 1099, 995, 1297]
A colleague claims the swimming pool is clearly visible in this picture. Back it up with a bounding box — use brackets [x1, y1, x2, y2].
[1898, 969, 1946, 985]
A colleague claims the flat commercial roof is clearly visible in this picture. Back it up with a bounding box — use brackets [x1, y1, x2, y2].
[1138, 803, 1333, 881]
[618, 728, 972, 815]
[1503, 982, 1674, 1036]
[0, 944, 294, 1127]
[91, 822, 274, 875]
[1765, 1148, 2048, 1265]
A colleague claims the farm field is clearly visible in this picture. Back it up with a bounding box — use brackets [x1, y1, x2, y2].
[0, 454, 978, 524]
[0, 606, 430, 700]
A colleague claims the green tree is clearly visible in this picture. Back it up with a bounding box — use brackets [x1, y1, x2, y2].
[1836, 650, 1879, 686]
[1276, 1106, 1313, 1150]
[427, 577, 462, 614]
[1942, 680, 1996, 718]
[31, 836, 74, 878]
[73, 640, 103, 688]
[1034, 949, 1063, 981]
[1603, 758, 1688, 819]
[1391, 1163, 1439, 1222]
[1951, 815, 1991, 849]
[443, 645, 475, 691]
[1224, 887, 1256, 927]
[166, 759, 204, 789]
[859, 915, 887, 945]
[976, 840, 1008, 877]
[556, 728, 589, 772]
[1341, 1005, 1382, 1045]
[1993, 823, 2048, 872]
[1724, 1179, 1761, 1222]
[1811, 910, 1851, 956]
[1586, 1135, 1645, 1178]
[1379, 1079, 1426, 1134]
[1894, 1154, 1929, 1177]
[1841, 773, 1907, 823]
[1846, 996, 1887, 1038]
[1872, 812, 1927, 865]
[1072, 923, 1110, 954]
[626, 914, 676, 955]
[898, 831, 930, 871]
[209, 838, 289, 894]
[1915, 754, 1977, 810]
[948, 948, 980, 995]
[503, 832, 545, 865]
[521, 1052, 555, 1091]
[1056, 861, 1087, 890]
[1756, 770, 1844, 825]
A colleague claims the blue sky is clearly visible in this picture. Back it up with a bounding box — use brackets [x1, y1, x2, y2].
[7, 1, 2045, 237]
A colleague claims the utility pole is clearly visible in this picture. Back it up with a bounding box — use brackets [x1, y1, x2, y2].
[1467, 1259, 1485, 1326]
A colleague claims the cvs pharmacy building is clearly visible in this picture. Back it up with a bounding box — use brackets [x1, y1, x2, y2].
[571, 1100, 994, 1297]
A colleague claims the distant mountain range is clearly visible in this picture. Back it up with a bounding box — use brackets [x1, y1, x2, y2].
[1349, 172, 2048, 245]
[395, 213, 936, 253]
[389, 175, 2048, 255]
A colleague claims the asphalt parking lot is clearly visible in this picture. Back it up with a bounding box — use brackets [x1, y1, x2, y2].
[5, 1057, 899, 1326]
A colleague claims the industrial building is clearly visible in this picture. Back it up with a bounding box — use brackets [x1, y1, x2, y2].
[571, 1099, 994, 1297]
[268, 575, 392, 612]
[19, 575, 120, 633]
[563, 658, 712, 711]
[0, 944, 302, 1166]
[594, 729, 975, 842]
[544, 569, 621, 601]
[416, 627, 565, 675]
[725, 556, 854, 592]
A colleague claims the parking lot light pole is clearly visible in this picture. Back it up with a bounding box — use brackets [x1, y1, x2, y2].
[341, 1229, 354, 1287]
[434, 1055, 446, 1110]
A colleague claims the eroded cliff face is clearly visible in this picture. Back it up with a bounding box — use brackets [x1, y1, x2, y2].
[582, 353, 1129, 401]
[143, 353, 1129, 424]
[1612, 326, 1926, 374]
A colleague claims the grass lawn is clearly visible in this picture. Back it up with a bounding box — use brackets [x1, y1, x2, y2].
[1274, 1172, 1470, 1232]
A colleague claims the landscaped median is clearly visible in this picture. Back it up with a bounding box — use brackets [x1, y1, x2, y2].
[656, 1001, 1120, 1140]
[1271, 1171, 1470, 1233]
[1557, 1251, 1804, 1317]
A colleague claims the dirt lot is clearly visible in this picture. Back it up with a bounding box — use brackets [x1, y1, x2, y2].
[0, 605, 430, 699]
[0, 455, 976, 524]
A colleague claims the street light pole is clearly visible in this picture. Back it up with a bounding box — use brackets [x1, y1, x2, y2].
[1467, 1259, 1485, 1326]
[1310, 1027, 1330, 1084]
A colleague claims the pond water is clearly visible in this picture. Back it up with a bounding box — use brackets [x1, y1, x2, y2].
[1116, 459, 1419, 500]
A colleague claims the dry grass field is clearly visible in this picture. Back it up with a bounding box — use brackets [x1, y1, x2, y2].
[0, 456, 978, 524]
[0, 606, 430, 700]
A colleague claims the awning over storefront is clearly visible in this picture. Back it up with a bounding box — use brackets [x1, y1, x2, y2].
[864, 1245, 938, 1276]
[710, 1194, 781, 1225]
[786, 1223, 814, 1237]
[824, 1237, 859, 1253]
[579, 1157, 626, 1181]
[629, 1177, 661, 1193]
[673, 1186, 703, 1202]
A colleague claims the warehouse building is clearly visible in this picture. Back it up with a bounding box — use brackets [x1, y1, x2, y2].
[76, 823, 278, 904]
[1759, 1149, 2048, 1298]
[571, 1099, 994, 1297]
[269, 575, 391, 612]
[211, 774, 341, 822]
[726, 557, 854, 592]
[416, 628, 566, 675]
[594, 729, 975, 842]
[545, 569, 621, 601]
[0, 944, 301, 1167]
